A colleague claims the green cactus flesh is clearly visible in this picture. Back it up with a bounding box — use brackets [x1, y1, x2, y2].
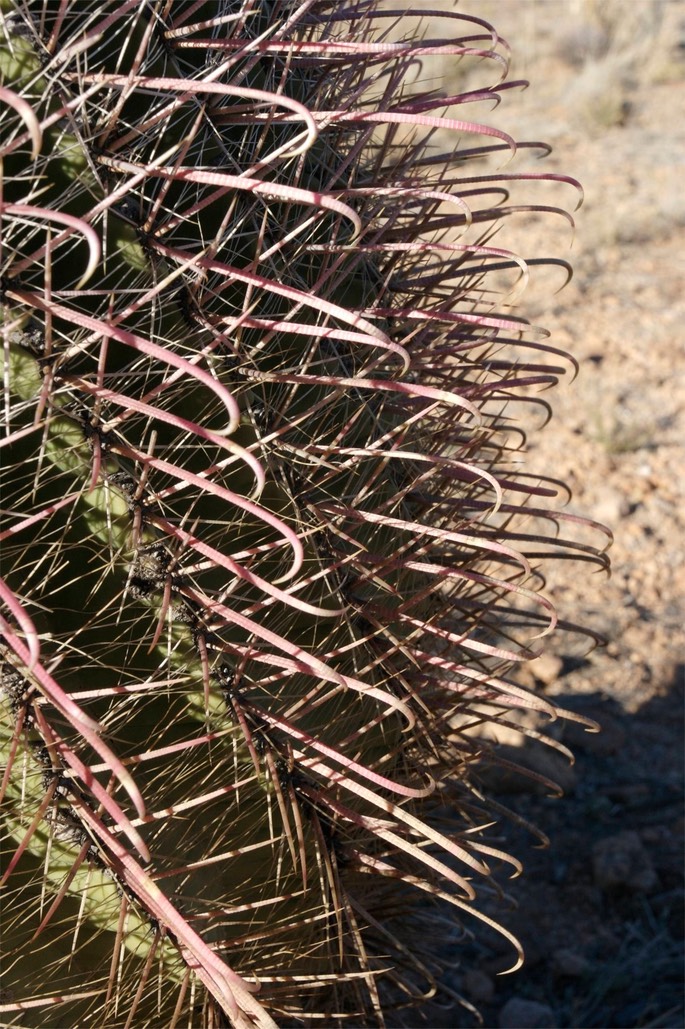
[0, 3, 608, 1027]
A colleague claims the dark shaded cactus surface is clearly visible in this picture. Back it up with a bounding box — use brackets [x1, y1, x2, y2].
[0, 2, 609, 1026]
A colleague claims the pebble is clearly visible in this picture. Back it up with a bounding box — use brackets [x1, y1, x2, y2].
[526, 653, 564, 687]
[551, 948, 589, 978]
[592, 830, 659, 893]
[498, 997, 558, 1028]
[592, 492, 632, 526]
[462, 968, 495, 1004]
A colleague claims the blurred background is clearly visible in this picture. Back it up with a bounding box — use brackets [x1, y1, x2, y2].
[405, 2, 684, 1026]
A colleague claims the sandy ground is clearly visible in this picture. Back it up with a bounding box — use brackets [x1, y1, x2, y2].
[411, 2, 684, 1026]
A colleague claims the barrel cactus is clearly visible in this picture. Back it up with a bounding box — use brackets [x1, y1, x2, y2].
[0, 2, 608, 1026]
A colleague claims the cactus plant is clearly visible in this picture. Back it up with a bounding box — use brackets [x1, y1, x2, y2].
[0, 2, 609, 1026]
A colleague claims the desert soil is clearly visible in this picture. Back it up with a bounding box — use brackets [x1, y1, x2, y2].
[411, 2, 684, 1027]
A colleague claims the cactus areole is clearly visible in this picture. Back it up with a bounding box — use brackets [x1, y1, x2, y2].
[0, 2, 608, 1027]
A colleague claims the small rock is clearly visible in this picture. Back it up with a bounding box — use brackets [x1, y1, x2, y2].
[462, 968, 495, 1004]
[527, 653, 564, 687]
[498, 997, 558, 1028]
[551, 948, 589, 978]
[592, 830, 659, 893]
[592, 492, 631, 526]
[604, 782, 650, 805]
